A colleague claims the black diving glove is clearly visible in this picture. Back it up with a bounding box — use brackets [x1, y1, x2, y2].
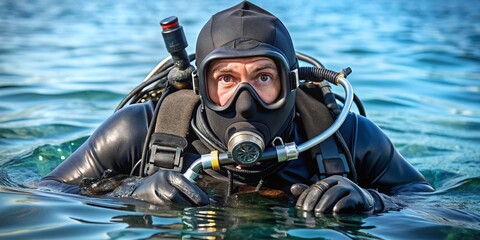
[130, 169, 209, 206]
[292, 175, 392, 213]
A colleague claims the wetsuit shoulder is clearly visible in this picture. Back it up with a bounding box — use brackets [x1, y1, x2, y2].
[345, 114, 434, 194]
[39, 102, 155, 189]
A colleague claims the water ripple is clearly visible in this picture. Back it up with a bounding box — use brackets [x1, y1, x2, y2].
[1, 0, 480, 237]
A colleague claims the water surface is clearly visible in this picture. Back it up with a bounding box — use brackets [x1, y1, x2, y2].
[1, 0, 479, 239]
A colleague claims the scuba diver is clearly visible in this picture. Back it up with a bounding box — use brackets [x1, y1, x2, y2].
[34, 1, 434, 214]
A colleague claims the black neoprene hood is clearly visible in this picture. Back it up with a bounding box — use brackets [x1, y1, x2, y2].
[194, 1, 299, 148]
[195, 1, 298, 72]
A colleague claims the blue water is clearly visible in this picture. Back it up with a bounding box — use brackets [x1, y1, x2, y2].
[1, 0, 479, 239]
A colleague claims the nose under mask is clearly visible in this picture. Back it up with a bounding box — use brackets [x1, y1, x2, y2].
[236, 89, 257, 119]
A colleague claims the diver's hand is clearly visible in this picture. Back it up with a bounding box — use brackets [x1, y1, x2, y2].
[290, 183, 309, 198]
[131, 169, 209, 206]
[293, 175, 385, 213]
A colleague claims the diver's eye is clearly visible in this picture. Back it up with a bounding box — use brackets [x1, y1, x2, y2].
[219, 75, 234, 83]
[258, 74, 272, 82]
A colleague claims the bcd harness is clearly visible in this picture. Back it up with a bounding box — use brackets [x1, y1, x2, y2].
[143, 87, 353, 181]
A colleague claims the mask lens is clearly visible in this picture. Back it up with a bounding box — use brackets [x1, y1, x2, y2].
[202, 54, 291, 111]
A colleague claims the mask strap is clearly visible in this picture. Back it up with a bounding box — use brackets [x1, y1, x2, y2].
[290, 69, 299, 90]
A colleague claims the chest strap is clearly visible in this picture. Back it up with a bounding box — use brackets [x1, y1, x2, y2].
[144, 89, 200, 176]
[315, 135, 349, 179]
[296, 88, 350, 180]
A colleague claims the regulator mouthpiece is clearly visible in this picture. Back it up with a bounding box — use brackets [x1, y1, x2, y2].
[227, 131, 265, 166]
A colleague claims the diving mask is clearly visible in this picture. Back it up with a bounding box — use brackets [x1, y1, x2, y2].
[194, 47, 298, 166]
[196, 46, 299, 112]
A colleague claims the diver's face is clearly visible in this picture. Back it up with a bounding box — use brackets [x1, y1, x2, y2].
[207, 57, 281, 106]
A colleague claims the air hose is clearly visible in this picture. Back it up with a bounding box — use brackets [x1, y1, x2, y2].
[298, 66, 358, 182]
[298, 66, 351, 85]
[184, 67, 355, 182]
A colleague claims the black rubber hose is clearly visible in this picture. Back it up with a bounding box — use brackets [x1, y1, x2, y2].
[115, 70, 170, 111]
[299, 66, 367, 117]
[334, 131, 357, 183]
[115, 54, 196, 111]
[130, 78, 168, 104]
[298, 67, 342, 85]
[298, 66, 359, 182]
[227, 170, 233, 196]
[333, 93, 367, 117]
[296, 52, 325, 69]
[221, 162, 287, 184]
[318, 81, 342, 117]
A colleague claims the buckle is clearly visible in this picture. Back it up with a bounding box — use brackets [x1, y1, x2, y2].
[149, 144, 183, 170]
[144, 133, 187, 175]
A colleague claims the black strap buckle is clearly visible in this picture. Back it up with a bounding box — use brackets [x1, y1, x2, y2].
[144, 133, 187, 176]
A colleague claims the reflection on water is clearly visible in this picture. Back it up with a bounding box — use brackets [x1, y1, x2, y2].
[1, 0, 480, 239]
[1, 186, 478, 239]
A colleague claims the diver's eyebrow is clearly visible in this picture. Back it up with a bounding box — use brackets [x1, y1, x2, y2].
[210, 63, 235, 75]
[211, 66, 235, 74]
[210, 61, 277, 74]
[251, 62, 277, 73]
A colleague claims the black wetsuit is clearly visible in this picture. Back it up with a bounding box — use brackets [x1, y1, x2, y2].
[37, 100, 434, 196]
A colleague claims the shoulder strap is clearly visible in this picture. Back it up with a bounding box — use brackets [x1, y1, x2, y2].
[144, 89, 200, 175]
[296, 88, 350, 180]
[155, 89, 200, 136]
